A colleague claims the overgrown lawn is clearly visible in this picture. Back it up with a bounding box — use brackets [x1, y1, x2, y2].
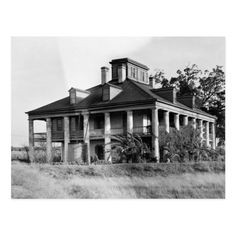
[11, 161, 225, 199]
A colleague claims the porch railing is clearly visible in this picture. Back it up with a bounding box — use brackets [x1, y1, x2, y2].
[110, 128, 125, 135]
[34, 132, 46, 142]
[70, 130, 83, 140]
[133, 126, 152, 135]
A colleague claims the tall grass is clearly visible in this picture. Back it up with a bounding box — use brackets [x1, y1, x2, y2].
[11, 162, 225, 199]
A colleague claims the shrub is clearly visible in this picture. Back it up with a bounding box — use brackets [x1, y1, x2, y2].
[159, 125, 220, 163]
[34, 148, 47, 163]
[109, 133, 151, 163]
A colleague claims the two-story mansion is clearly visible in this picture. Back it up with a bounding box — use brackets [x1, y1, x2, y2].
[26, 58, 216, 163]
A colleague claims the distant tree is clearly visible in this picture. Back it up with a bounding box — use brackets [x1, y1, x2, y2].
[153, 65, 225, 141]
[152, 69, 170, 88]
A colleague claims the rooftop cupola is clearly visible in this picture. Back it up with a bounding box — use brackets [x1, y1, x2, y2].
[109, 58, 149, 84]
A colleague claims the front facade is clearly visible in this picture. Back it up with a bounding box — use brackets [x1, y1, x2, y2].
[26, 58, 216, 163]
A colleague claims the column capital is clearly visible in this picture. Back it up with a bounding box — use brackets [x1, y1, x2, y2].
[174, 113, 180, 118]
[153, 102, 159, 110]
[82, 111, 89, 116]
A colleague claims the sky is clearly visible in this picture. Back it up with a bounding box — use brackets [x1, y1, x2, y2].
[11, 37, 225, 146]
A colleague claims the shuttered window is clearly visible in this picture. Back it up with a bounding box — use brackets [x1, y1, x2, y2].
[70, 117, 76, 131]
[57, 119, 63, 131]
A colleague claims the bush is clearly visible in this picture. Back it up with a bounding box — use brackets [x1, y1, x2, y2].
[159, 125, 221, 163]
[34, 149, 47, 163]
[33, 147, 62, 163]
[110, 133, 151, 163]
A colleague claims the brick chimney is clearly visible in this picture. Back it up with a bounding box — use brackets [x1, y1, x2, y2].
[101, 67, 109, 85]
[149, 76, 158, 88]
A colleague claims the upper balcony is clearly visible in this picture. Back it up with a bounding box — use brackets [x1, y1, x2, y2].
[33, 125, 152, 142]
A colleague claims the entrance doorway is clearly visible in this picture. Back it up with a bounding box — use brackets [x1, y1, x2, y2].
[95, 145, 104, 160]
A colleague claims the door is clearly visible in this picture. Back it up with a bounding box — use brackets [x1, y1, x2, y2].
[95, 145, 104, 160]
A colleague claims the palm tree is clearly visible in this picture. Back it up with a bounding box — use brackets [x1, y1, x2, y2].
[109, 132, 150, 163]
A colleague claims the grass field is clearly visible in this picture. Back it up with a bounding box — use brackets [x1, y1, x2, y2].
[11, 161, 225, 199]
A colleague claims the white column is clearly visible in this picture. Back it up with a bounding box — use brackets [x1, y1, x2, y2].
[83, 113, 90, 164]
[199, 119, 203, 141]
[46, 118, 52, 162]
[61, 142, 64, 162]
[152, 107, 160, 162]
[127, 110, 133, 133]
[183, 115, 188, 126]
[64, 116, 70, 163]
[164, 111, 169, 133]
[174, 113, 180, 131]
[104, 112, 111, 162]
[192, 118, 196, 129]
[206, 121, 210, 147]
[211, 122, 216, 149]
[28, 118, 34, 162]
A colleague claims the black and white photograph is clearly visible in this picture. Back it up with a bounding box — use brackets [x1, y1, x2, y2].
[1, 1, 235, 236]
[11, 37, 225, 199]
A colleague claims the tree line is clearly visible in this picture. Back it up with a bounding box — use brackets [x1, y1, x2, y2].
[152, 64, 225, 143]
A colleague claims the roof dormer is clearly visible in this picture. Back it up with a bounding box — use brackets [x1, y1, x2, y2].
[151, 87, 177, 103]
[69, 87, 90, 104]
[102, 83, 122, 101]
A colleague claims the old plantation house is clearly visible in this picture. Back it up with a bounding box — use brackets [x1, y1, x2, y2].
[26, 58, 216, 163]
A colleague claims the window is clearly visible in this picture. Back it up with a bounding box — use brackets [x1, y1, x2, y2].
[70, 116, 83, 131]
[94, 115, 104, 129]
[52, 119, 57, 131]
[131, 67, 135, 78]
[57, 119, 63, 131]
[112, 65, 118, 79]
[140, 71, 145, 81]
[78, 116, 83, 130]
[135, 68, 138, 78]
[70, 117, 76, 131]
